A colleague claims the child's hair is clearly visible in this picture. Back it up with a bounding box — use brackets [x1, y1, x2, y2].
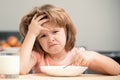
[19, 4, 76, 54]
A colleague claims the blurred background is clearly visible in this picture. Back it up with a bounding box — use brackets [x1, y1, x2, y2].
[0, 0, 120, 51]
[0, 0, 120, 65]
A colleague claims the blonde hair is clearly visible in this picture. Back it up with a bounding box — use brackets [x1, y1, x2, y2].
[19, 4, 76, 54]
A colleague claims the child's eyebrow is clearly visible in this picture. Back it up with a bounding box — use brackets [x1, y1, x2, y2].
[38, 27, 61, 36]
[39, 32, 46, 36]
[38, 32, 45, 38]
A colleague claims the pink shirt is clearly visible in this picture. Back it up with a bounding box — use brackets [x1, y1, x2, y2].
[32, 47, 85, 73]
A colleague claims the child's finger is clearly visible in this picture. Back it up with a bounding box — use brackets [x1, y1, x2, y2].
[72, 50, 82, 64]
[32, 14, 37, 20]
[72, 49, 88, 66]
[38, 18, 49, 25]
[36, 14, 46, 21]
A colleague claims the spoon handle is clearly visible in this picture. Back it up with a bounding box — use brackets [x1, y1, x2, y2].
[63, 63, 72, 68]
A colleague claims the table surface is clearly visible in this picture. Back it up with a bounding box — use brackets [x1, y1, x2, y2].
[2, 74, 120, 80]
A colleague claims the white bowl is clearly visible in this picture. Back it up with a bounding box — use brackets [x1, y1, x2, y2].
[40, 66, 88, 76]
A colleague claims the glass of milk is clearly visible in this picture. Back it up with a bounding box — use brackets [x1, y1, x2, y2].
[0, 48, 20, 79]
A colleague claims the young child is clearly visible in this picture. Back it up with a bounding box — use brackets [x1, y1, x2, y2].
[19, 4, 120, 75]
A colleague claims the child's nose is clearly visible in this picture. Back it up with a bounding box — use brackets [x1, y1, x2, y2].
[48, 35, 54, 42]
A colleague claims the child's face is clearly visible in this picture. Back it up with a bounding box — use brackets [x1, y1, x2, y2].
[37, 22, 67, 55]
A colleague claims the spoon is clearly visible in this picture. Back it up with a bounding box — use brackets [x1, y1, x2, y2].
[63, 63, 72, 69]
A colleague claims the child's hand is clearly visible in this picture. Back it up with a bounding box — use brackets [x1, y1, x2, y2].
[28, 14, 49, 36]
[72, 49, 90, 66]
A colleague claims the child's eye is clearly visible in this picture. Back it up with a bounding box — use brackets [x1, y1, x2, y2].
[40, 34, 46, 38]
[53, 31, 59, 34]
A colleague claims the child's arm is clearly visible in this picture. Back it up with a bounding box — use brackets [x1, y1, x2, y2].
[19, 14, 48, 74]
[87, 51, 120, 75]
[73, 50, 120, 75]
[19, 31, 38, 74]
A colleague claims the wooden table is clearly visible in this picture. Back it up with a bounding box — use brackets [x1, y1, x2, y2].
[3, 74, 120, 80]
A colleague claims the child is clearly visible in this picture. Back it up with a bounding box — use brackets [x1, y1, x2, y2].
[19, 4, 120, 75]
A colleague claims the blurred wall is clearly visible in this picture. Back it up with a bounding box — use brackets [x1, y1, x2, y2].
[0, 0, 120, 51]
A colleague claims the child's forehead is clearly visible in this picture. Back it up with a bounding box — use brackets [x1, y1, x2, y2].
[39, 26, 63, 35]
[43, 22, 62, 28]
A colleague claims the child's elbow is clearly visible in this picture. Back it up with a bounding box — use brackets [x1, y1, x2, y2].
[109, 72, 120, 76]
[19, 70, 28, 75]
[111, 71, 120, 75]
[108, 68, 120, 75]
[113, 66, 120, 75]
[19, 68, 29, 75]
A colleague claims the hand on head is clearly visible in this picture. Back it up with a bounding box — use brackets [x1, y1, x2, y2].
[28, 13, 49, 36]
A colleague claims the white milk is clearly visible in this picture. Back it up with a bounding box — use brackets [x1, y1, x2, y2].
[0, 55, 19, 74]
